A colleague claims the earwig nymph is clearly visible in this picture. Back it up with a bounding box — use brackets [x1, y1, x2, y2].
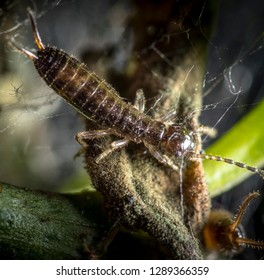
[10, 8, 198, 171]
[9, 8, 264, 179]
[8, 7, 264, 259]
[203, 192, 264, 256]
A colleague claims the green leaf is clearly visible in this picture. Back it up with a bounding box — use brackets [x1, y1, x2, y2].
[203, 100, 264, 197]
[0, 182, 108, 259]
[57, 169, 94, 194]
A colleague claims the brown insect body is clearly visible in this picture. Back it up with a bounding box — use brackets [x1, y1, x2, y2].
[10, 8, 197, 169]
[9, 8, 264, 176]
[34, 46, 175, 148]
[36, 46, 195, 162]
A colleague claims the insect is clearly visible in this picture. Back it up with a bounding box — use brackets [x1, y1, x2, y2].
[9, 8, 264, 181]
[203, 192, 264, 256]
[8, 7, 264, 260]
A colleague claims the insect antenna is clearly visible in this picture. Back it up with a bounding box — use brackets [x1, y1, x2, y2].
[235, 237, 264, 249]
[229, 192, 264, 249]
[230, 191, 260, 231]
[194, 153, 264, 179]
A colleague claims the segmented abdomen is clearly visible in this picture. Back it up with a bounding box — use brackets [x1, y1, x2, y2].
[34, 46, 165, 145]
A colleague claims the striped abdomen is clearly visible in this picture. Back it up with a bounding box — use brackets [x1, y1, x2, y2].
[34, 46, 165, 145]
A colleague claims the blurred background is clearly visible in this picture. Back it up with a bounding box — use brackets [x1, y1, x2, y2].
[0, 0, 264, 259]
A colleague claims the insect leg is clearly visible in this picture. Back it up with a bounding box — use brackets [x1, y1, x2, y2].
[146, 144, 179, 171]
[196, 125, 217, 138]
[134, 89, 146, 112]
[160, 108, 177, 123]
[75, 129, 113, 148]
[95, 139, 130, 163]
[76, 129, 130, 161]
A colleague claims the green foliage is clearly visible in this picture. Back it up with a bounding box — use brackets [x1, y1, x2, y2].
[204, 100, 264, 196]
